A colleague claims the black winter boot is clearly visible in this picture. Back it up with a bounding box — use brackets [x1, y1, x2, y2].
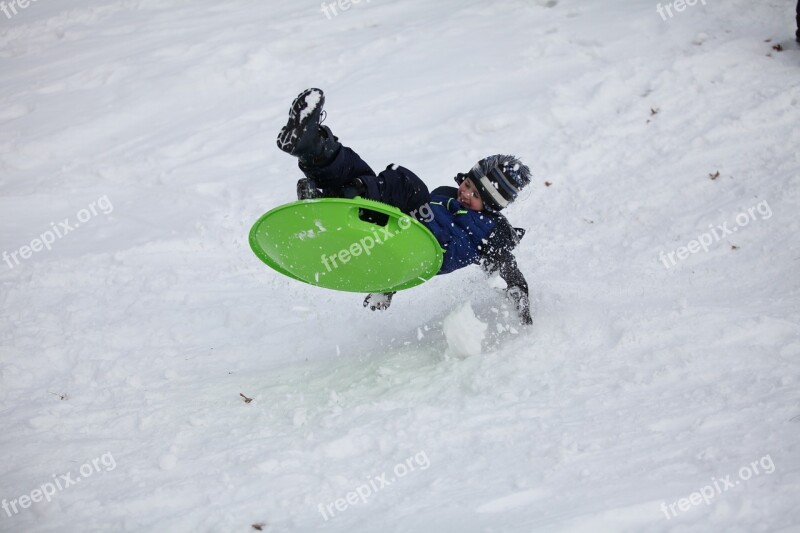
[277, 88, 341, 168]
[296, 178, 322, 200]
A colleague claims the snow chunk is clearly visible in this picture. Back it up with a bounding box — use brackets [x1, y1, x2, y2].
[296, 219, 327, 240]
[442, 302, 487, 358]
[299, 90, 322, 121]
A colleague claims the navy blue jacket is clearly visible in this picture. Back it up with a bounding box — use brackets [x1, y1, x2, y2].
[301, 148, 529, 297]
[425, 186, 528, 296]
[357, 164, 528, 296]
[425, 192, 500, 274]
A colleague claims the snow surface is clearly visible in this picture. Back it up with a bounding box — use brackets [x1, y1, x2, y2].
[2, 0, 800, 532]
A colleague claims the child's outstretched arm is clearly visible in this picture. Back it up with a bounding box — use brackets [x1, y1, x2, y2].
[480, 219, 532, 325]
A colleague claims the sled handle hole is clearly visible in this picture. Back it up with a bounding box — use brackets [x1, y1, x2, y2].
[357, 208, 390, 227]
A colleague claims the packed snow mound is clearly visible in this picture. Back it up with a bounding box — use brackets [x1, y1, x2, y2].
[442, 302, 488, 359]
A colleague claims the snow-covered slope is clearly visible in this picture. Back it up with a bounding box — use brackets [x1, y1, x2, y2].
[1, 0, 799, 531]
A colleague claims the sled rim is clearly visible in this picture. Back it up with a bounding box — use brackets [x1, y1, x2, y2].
[249, 197, 444, 293]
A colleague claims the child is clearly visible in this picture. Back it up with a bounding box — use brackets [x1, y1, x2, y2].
[276, 88, 533, 325]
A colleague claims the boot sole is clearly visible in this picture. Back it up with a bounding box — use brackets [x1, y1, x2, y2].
[277, 88, 325, 154]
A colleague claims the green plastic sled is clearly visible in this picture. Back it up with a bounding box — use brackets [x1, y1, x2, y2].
[249, 197, 444, 293]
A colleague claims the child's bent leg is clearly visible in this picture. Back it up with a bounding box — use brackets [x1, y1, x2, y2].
[361, 165, 431, 217]
[299, 145, 430, 219]
[300, 145, 376, 192]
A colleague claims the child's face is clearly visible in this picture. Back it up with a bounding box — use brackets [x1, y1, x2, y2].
[457, 178, 484, 211]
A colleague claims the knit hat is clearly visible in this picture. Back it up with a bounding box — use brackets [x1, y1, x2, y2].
[455, 154, 532, 211]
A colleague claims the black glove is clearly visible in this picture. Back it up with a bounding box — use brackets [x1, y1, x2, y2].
[506, 286, 532, 325]
[363, 292, 395, 311]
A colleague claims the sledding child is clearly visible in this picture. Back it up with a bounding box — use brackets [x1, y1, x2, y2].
[276, 88, 533, 325]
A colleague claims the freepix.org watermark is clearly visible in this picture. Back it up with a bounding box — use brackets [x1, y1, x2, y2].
[659, 199, 772, 269]
[320, 202, 433, 273]
[660, 454, 775, 520]
[3, 195, 113, 270]
[317, 450, 430, 521]
[656, 0, 707, 21]
[0, 0, 39, 20]
[2, 452, 116, 519]
[320, 0, 370, 20]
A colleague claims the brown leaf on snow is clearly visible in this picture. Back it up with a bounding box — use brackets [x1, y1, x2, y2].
[544, 181, 552, 187]
[251, 523, 266, 531]
[240, 393, 254, 404]
[709, 171, 720, 180]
